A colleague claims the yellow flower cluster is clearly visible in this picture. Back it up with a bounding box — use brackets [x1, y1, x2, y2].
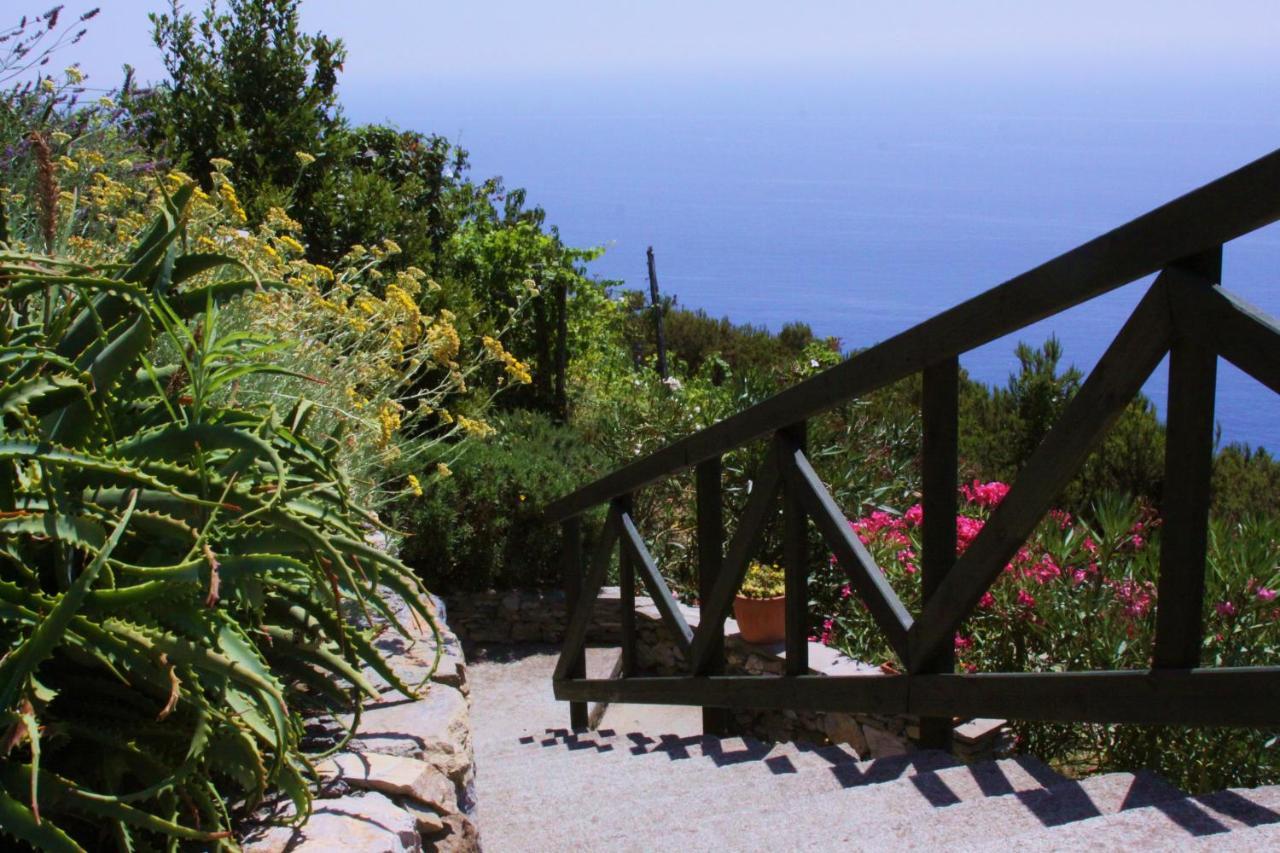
[46, 152, 537, 506]
[426, 320, 461, 366]
[482, 336, 533, 385]
[377, 402, 403, 448]
[456, 414, 496, 439]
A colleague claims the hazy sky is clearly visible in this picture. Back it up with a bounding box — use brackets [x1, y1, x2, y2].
[23, 1, 1280, 92]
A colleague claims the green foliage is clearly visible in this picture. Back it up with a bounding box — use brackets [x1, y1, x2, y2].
[819, 487, 1280, 793]
[1212, 443, 1280, 522]
[0, 192, 436, 849]
[300, 124, 475, 269]
[619, 294, 819, 383]
[389, 410, 608, 591]
[145, 0, 345, 221]
[960, 336, 1167, 514]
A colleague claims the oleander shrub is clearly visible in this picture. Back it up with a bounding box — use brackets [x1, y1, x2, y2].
[0, 185, 443, 850]
[815, 483, 1280, 793]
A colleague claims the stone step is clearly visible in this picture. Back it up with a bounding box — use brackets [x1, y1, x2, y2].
[562, 769, 1184, 852]
[496, 724, 878, 770]
[482, 728, 823, 771]
[968, 783, 1280, 851]
[1192, 820, 1280, 851]
[490, 753, 1060, 842]
[488, 727, 1049, 809]
[481, 726, 765, 759]
[480, 730, 943, 797]
[478, 737, 858, 806]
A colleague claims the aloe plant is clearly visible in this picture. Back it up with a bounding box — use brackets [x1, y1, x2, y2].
[0, 185, 438, 850]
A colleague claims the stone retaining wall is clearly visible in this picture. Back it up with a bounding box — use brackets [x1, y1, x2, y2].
[242, 592, 478, 852]
[446, 587, 1009, 762]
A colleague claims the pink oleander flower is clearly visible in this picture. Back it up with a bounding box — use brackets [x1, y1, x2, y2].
[1049, 508, 1073, 529]
[978, 591, 996, 609]
[896, 548, 916, 564]
[1017, 589, 1036, 609]
[954, 633, 974, 651]
[1130, 534, 1145, 550]
[961, 480, 1010, 509]
[962, 662, 978, 673]
[956, 515, 985, 554]
[904, 503, 923, 526]
[1216, 601, 1237, 617]
[1258, 588, 1278, 602]
[840, 584, 852, 599]
[1083, 536, 1098, 556]
[1028, 555, 1061, 584]
[1109, 578, 1154, 619]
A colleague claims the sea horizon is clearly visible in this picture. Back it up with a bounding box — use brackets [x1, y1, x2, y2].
[344, 70, 1280, 450]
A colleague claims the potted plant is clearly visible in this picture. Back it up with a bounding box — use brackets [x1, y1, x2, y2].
[733, 561, 787, 644]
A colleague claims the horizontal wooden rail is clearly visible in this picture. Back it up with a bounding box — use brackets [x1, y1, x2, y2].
[554, 667, 1280, 727]
[546, 146, 1280, 522]
[551, 149, 1280, 741]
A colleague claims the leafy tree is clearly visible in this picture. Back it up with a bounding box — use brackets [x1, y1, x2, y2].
[960, 336, 1166, 515]
[145, 0, 345, 219]
[1212, 443, 1280, 522]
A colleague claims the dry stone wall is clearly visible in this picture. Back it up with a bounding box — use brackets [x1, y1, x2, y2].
[241, 592, 478, 853]
[446, 587, 1010, 762]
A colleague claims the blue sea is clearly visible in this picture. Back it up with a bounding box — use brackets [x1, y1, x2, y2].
[346, 71, 1280, 450]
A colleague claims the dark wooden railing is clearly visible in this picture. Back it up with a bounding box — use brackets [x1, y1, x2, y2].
[546, 148, 1280, 742]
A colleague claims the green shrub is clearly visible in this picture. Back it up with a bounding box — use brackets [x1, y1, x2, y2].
[144, 0, 345, 225]
[0, 192, 437, 849]
[1212, 443, 1280, 522]
[390, 410, 609, 591]
[619, 293, 819, 383]
[959, 336, 1167, 514]
[818, 485, 1280, 793]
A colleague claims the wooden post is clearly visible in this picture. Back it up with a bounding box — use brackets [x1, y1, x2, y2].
[696, 457, 730, 734]
[554, 280, 569, 423]
[562, 517, 588, 730]
[618, 496, 637, 678]
[1155, 250, 1222, 669]
[646, 246, 669, 380]
[918, 357, 959, 750]
[781, 423, 809, 676]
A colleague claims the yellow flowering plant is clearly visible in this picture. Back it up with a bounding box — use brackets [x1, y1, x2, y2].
[14, 143, 535, 509]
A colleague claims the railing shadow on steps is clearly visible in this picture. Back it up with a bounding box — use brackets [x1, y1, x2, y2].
[544, 146, 1280, 749]
[509, 727, 1280, 836]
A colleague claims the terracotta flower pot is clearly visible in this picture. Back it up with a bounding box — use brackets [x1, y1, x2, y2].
[733, 594, 786, 644]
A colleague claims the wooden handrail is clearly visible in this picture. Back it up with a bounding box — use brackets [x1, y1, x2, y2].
[546, 146, 1280, 522]
[551, 148, 1280, 736]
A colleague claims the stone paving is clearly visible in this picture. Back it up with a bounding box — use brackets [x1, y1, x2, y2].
[467, 644, 1280, 852]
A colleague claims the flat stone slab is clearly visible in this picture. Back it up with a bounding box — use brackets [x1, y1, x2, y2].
[954, 717, 1007, 744]
[242, 792, 419, 853]
[349, 684, 471, 782]
[319, 751, 457, 813]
